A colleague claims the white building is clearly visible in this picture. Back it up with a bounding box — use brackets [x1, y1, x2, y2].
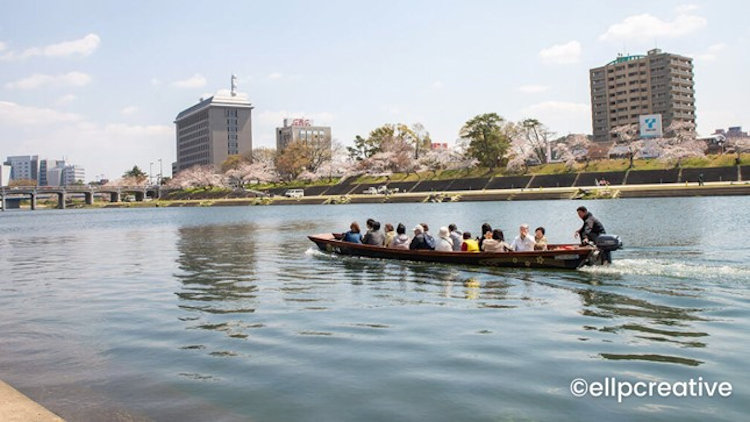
[275, 118, 332, 153]
[4, 155, 39, 182]
[63, 165, 85, 185]
[43, 160, 85, 186]
[0, 164, 11, 186]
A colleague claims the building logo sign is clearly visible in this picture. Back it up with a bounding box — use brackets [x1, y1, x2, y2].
[292, 118, 312, 127]
[639, 114, 663, 138]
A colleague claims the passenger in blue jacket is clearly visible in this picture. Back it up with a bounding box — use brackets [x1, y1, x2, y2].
[342, 222, 363, 243]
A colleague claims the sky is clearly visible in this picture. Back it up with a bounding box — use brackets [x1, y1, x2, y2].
[1, 0, 748, 180]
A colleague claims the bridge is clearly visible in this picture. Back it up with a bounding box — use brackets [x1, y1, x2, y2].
[0, 185, 161, 211]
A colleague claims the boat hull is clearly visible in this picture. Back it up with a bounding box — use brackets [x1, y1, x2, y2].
[308, 234, 596, 270]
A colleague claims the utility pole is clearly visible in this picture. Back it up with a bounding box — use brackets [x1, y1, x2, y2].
[158, 158, 163, 184]
[149, 162, 154, 185]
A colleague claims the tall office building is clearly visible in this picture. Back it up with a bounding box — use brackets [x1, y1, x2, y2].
[276, 118, 332, 153]
[589, 49, 695, 143]
[4, 155, 39, 182]
[173, 75, 253, 173]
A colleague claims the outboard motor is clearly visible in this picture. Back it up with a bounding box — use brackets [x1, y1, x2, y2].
[591, 234, 622, 265]
[595, 235, 622, 252]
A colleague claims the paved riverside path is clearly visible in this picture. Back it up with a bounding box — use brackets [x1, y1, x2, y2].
[0, 380, 64, 422]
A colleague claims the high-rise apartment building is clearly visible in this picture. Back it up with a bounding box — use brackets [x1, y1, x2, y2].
[589, 49, 695, 143]
[276, 118, 332, 153]
[173, 75, 253, 173]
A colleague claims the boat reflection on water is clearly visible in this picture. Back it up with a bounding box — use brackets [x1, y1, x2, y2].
[174, 224, 261, 344]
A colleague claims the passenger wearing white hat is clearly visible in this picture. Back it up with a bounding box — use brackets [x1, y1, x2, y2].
[435, 226, 454, 251]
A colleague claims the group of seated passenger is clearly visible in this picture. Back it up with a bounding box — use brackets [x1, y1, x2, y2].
[342, 219, 549, 252]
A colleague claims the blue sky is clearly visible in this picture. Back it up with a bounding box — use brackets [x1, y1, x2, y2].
[1, 1, 748, 180]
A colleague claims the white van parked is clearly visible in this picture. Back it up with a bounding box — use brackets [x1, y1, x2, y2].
[284, 189, 304, 198]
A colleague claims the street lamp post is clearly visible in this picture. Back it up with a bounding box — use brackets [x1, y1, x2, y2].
[158, 158, 163, 185]
[149, 162, 154, 186]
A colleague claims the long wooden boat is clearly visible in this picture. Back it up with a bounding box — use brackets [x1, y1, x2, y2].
[308, 233, 604, 269]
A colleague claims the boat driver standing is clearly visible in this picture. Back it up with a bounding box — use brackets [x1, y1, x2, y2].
[574, 206, 606, 244]
[575, 206, 610, 263]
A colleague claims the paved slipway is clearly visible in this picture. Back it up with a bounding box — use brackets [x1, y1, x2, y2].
[0, 380, 64, 422]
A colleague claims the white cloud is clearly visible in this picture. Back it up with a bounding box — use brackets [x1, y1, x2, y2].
[121, 106, 139, 115]
[599, 13, 707, 42]
[150, 78, 162, 86]
[172, 74, 207, 88]
[56, 94, 78, 105]
[538, 41, 581, 65]
[0, 101, 83, 125]
[0, 41, 6, 52]
[431, 81, 444, 90]
[518, 84, 549, 94]
[693, 43, 727, 62]
[0, 33, 100, 61]
[520, 101, 590, 135]
[4, 71, 92, 90]
[268, 72, 283, 80]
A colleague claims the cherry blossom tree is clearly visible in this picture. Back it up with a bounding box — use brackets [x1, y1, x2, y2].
[167, 165, 227, 189]
[226, 161, 278, 186]
[515, 119, 554, 164]
[418, 147, 474, 172]
[553, 134, 593, 163]
[726, 137, 750, 153]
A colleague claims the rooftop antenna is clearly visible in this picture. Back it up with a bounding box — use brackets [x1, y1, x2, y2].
[231, 74, 237, 97]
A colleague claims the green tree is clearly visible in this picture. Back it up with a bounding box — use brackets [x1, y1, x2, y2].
[220, 154, 249, 173]
[460, 113, 511, 170]
[347, 135, 380, 161]
[123, 165, 148, 183]
[275, 141, 312, 180]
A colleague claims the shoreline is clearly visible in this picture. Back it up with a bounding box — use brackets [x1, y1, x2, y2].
[121, 181, 749, 208]
[4, 182, 748, 211]
[0, 380, 64, 422]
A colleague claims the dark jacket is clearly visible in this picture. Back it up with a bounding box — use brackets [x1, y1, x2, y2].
[578, 212, 606, 243]
[362, 230, 385, 246]
[409, 234, 434, 250]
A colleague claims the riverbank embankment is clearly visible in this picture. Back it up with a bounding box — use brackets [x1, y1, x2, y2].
[0, 380, 64, 422]
[140, 181, 749, 208]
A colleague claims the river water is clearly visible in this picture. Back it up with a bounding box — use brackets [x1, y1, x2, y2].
[0, 198, 748, 421]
